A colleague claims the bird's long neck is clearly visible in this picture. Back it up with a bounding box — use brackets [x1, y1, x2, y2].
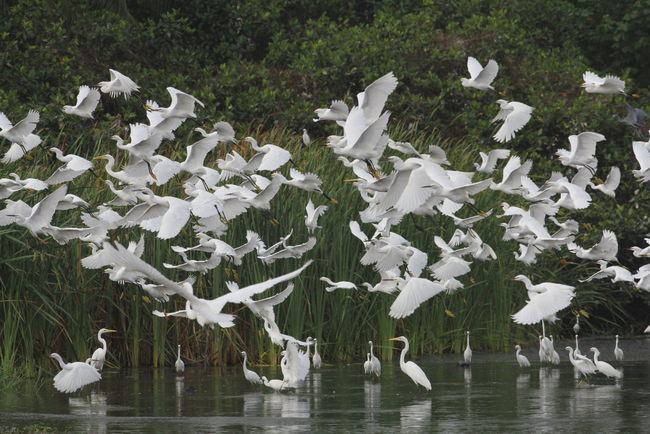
[98, 332, 107, 351]
[369, 342, 374, 357]
[615, 336, 619, 349]
[242, 353, 247, 368]
[575, 335, 579, 351]
[593, 350, 600, 364]
[520, 276, 534, 291]
[541, 321, 546, 338]
[314, 339, 319, 353]
[567, 348, 574, 362]
[177, 346, 181, 360]
[516, 348, 521, 357]
[400, 341, 409, 367]
[52, 353, 67, 369]
[466, 333, 470, 348]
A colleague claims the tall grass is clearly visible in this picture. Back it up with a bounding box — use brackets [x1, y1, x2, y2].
[0, 122, 636, 379]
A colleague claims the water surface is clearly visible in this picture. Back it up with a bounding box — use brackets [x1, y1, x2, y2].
[1, 336, 649, 432]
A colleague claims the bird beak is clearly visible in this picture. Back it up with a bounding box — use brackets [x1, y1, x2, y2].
[105, 329, 118, 333]
[93, 155, 107, 160]
[388, 337, 400, 341]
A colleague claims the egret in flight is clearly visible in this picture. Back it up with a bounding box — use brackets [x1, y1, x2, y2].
[50, 353, 101, 393]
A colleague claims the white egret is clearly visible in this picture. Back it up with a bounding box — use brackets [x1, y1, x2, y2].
[6, 185, 68, 237]
[242, 137, 292, 172]
[98, 69, 139, 99]
[356, 72, 398, 124]
[261, 376, 288, 392]
[582, 71, 625, 94]
[573, 314, 580, 334]
[364, 353, 372, 374]
[490, 155, 533, 194]
[305, 199, 328, 233]
[281, 341, 311, 386]
[632, 141, 650, 183]
[556, 132, 605, 170]
[491, 100, 533, 143]
[0, 110, 40, 148]
[549, 336, 560, 365]
[319, 276, 357, 292]
[565, 346, 596, 379]
[629, 239, 650, 257]
[0, 173, 48, 199]
[389, 336, 431, 390]
[312, 338, 322, 368]
[0, 110, 42, 162]
[45, 147, 94, 185]
[589, 166, 620, 198]
[147, 87, 204, 119]
[461, 56, 498, 90]
[568, 230, 618, 262]
[578, 260, 634, 284]
[92, 242, 312, 328]
[313, 100, 349, 123]
[302, 129, 311, 146]
[590, 347, 622, 379]
[463, 331, 472, 365]
[368, 341, 381, 377]
[175, 345, 185, 373]
[574, 334, 581, 356]
[89, 328, 117, 371]
[257, 236, 316, 264]
[614, 335, 624, 361]
[63, 85, 101, 118]
[474, 148, 510, 173]
[241, 351, 262, 384]
[634, 264, 650, 291]
[514, 345, 531, 368]
[389, 277, 445, 319]
[50, 353, 101, 393]
[511, 275, 575, 324]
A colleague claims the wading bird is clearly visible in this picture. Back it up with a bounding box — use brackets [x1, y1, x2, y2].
[241, 351, 262, 384]
[614, 335, 624, 361]
[389, 336, 431, 390]
[590, 347, 622, 379]
[175, 345, 184, 373]
[89, 328, 117, 371]
[514, 345, 531, 368]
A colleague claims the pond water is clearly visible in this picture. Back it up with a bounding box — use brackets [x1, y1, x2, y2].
[1, 336, 649, 433]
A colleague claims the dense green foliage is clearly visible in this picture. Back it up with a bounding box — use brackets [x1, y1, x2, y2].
[1, 0, 649, 375]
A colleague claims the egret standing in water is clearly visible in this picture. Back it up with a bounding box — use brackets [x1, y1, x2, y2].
[89, 328, 117, 371]
[463, 331, 472, 366]
[364, 353, 372, 374]
[614, 335, 624, 361]
[389, 336, 431, 390]
[515, 345, 531, 368]
[241, 351, 262, 384]
[368, 341, 381, 377]
[590, 347, 622, 379]
[175, 345, 184, 374]
[312, 338, 322, 368]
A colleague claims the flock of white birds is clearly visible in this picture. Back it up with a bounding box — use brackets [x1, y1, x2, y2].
[1, 58, 650, 394]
